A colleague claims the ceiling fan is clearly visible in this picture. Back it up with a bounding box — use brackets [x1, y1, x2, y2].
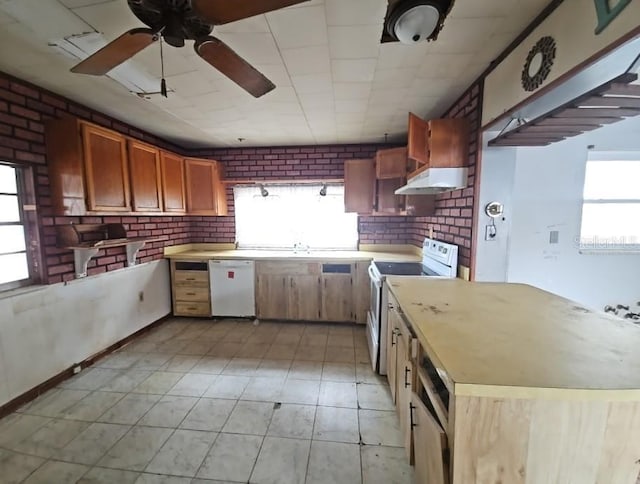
[70, 0, 310, 98]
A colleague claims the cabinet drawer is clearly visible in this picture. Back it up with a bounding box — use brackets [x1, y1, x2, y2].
[175, 301, 211, 316]
[174, 270, 209, 286]
[175, 286, 210, 302]
[256, 261, 321, 275]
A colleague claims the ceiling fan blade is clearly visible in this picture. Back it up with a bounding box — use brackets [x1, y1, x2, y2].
[192, 0, 311, 25]
[195, 37, 275, 98]
[71, 28, 157, 75]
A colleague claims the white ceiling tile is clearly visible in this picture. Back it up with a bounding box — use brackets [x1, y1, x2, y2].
[72, 1, 140, 37]
[335, 100, 368, 114]
[291, 73, 333, 94]
[332, 58, 377, 82]
[281, 45, 331, 76]
[325, 0, 387, 26]
[416, 53, 474, 79]
[266, 5, 328, 49]
[428, 17, 505, 54]
[214, 15, 270, 33]
[328, 26, 381, 59]
[333, 82, 371, 101]
[214, 33, 282, 65]
[373, 67, 419, 88]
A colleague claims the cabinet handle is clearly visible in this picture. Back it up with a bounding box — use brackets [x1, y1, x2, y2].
[391, 331, 396, 346]
[388, 303, 394, 310]
[409, 403, 416, 428]
[186, 278, 195, 281]
[186, 292, 196, 296]
[404, 366, 411, 388]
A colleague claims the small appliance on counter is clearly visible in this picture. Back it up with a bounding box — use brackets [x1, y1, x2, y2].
[366, 237, 458, 374]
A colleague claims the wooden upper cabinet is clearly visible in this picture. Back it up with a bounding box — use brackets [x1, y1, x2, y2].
[344, 159, 375, 214]
[185, 158, 226, 215]
[213, 162, 228, 216]
[160, 151, 187, 213]
[128, 140, 163, 212]
[407, 112, 429, 169]
[82, 123, 131, 212]
[376, 147, 408, 179]
[428, 118, 470, 168]
[377, 178, 405, 214]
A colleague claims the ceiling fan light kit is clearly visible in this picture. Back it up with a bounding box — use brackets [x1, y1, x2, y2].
[385, 0, 453, 44]
[69, 0, 311, 98]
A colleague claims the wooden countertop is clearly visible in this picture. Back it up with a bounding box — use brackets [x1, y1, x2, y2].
[387, 277, 640, 396]
[166, 249, 422, 263]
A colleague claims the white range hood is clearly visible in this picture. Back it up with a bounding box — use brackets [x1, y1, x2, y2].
[395, 167, 468, 195]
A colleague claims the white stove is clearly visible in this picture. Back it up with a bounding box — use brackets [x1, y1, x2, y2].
[366, 238, 459, 374]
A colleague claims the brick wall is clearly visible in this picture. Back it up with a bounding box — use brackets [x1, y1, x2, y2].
[406, 81, 483, 268]
[0, 71, 192, 284]
[189, 145, 414, 245]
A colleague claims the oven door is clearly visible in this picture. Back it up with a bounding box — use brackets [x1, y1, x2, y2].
[366, 263, 383, 372]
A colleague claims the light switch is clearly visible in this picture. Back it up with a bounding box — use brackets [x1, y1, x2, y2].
[485, 225, 497, 241]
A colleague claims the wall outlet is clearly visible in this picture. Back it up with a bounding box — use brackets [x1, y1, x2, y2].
[485, 225, 497, 241]
[549, 230, 559, 244]
[138, 291, 144, 302]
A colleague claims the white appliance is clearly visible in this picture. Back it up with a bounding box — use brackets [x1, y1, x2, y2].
[394, 167, 468, 195]
[209, 260, 256, 317]
[366, 238, 458, 374]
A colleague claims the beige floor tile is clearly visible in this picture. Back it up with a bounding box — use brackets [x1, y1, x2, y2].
[306, 441, 362, 484]
[360, 445, 413, 484]
[162, 355, 203, 372]
[313, 406, 359, 443]
[324, 346, 356, 363]
[78, 467, 139, 484]
[294, 345, 326, 362]
[178, 341, 214, 356]
[98, 425, 173, 471]
[355, 363, 387, 385]
[190, 357, 230, 374]
[23, 388, 90, 417]
[0, 448, 46, 484]
[322, 362, 356, 382]
[221, 358, 261, 376]
[250, 436, 310, 484]
[154, 339, 190, 354]
[145, 429, 217, 477]
[135, 473, 191, 483]
[327, 333, 355, 348]
[56, 422, 131, 465]
[197, 433, 262, 482]
[99, 369, 153, 393]
[357, 383, 395, 411]
[61, 391, 125, 421]
[202, 375, 250, 399]
[0, 414, 51, 450]
[222, 401, 274, 435]
[13, 418, 90, 458]
[138, 395, 198, 428]
[355, 346, 371, 365]
[265, 344, 299, 360]
[288, 361, 323, 380]
[240, 377, 285, 402]
[167, 373, 216, 397]
[133, 371, 184, 394]
[318, 382, 358, 408]
[133, 353, 172, 370]
[22, 460, 89, 484]
[220, 329, 253, 344]
[267, 404, 316, 439]
[300, 333, 328, 347]
[280, 379, 321, 405]
[358, 409, 403, 447]
[59, 368, 122, 391]
[97, 393, 161, 425]
[273, 332, 302, 345]
[236, 342, 270, 358]
[255, 359, 292, 378]
[96, 352, 141, 370]
[246, 332, 278, 345]
[180, 398, 236, 432]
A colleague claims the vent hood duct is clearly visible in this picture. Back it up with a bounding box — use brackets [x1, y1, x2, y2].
[395, 167, 468, 195]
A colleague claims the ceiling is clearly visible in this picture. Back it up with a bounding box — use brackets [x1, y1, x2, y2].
[0, 0, 550, 148]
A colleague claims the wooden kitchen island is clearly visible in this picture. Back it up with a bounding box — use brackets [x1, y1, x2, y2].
[384, 277, 640, 484]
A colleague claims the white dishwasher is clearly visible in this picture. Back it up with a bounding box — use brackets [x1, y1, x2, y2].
[209, 260, 256, 317]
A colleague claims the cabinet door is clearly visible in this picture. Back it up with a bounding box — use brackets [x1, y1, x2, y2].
[353, 262, 370, 324]
[386, 305, 400, 402]
[288, 275, 321, 321]
[185, 158, 222, 215]
[405, 196, 436, 216]
[82, 123, 130, 212]
[396, 334, 414, 461]
[344, 159, 375, 214]
[128, 140, 163, 212]
[376, 147, 407, 179]
[256, 274, 288, 319]
[428, 119, 470, 168]
[321, 273, 353, 322]
[161, 151, 186, 213]
[411, 392, 448, 484]
[213, 162, 228, 216]
[407, 113, 429, 169]
[376, 178, 405, 214]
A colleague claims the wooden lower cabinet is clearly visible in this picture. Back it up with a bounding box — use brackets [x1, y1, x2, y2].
[321, 272, 353, 322]
[171, 260, 211, 317]
[256, 274, 288, 320]
[396, 333, 414, 461]
[289, 275, 322, 320]
[387, 304, 400, 403]
[411, 392, 448, 484]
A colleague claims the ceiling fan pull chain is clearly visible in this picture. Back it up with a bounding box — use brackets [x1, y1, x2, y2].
[160, 37, 168, 98]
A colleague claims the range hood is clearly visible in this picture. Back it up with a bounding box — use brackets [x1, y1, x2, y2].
[395, 167, 468, 195]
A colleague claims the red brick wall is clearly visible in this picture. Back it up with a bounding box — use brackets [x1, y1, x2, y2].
[406, 81, 482, 268]
[189, 145, 413, 245]
[0, 71, 192, 284]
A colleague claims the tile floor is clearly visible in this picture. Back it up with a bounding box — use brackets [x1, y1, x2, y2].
[0, 318, 414, 484]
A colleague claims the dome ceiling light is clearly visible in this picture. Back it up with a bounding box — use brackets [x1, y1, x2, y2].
[381, 0, 454, 45]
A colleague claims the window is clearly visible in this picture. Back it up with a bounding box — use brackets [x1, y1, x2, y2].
[580, 154, 640, 251]
[0, 164, 38, 290]
[234, 184, 358, 250]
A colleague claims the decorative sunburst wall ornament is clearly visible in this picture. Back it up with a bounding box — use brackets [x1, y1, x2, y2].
[521, 36, 557, 92]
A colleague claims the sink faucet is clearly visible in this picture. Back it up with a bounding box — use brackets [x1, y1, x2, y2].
[293, 242, 310, 254]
